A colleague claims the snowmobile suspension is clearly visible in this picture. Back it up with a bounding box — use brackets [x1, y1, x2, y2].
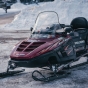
[32, 53, 88, 82]
[32, 63, 71, 82]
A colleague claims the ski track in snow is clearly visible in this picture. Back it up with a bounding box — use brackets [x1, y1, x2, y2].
[0, 0, 88, 88]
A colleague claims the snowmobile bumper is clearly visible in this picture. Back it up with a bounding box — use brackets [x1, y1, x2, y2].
[9, 54, 55, 67]
[10, 50, 58, 68]
[9, 59, 41, 68]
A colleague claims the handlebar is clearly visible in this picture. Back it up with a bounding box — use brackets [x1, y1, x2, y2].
[60, 24, 72, 28]
[65, 25, 71, 27]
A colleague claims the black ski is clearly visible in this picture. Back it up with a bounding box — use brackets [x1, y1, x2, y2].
[0, 69, 25, 78]
[32, 70, 70, 82]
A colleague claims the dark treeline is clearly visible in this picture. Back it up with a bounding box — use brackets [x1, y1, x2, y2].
[11, 0, 54, 4]
[0, 0, 54, 4]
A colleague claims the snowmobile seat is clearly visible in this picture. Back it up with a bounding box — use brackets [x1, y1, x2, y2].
[71, 17, 88, 29]
[70, 17, 88, 43]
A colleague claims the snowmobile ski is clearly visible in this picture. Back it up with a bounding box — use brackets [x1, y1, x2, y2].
[32, 70, 70, 82]
[0, 69, 25, 78]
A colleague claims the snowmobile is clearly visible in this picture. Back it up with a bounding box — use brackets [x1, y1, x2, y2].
[1, 11, 88, 82]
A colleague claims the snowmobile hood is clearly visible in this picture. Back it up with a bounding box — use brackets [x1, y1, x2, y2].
[10, 37, 64, 59]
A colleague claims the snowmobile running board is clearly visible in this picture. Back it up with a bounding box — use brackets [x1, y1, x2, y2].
[0, 69, 25, 78]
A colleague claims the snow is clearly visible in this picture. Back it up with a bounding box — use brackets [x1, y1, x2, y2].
[0, 0, 88, 88]
[0, 8, 18, 15]
[1, 0, 88, 30]
[0, 2, 26, 15]
[11, 2, 26, 10]
[70, 57, 88, 67]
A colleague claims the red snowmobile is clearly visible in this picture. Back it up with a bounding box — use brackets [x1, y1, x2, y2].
[1, 11, 88, 82]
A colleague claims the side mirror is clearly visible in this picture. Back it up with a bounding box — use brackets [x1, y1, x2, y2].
[30, 27, 33, 31]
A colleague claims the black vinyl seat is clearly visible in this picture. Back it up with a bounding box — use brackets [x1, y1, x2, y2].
[70, 17, 88, 43]
[71, 17, 88, 29]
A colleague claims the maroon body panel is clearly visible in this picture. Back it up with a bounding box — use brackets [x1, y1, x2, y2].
[10, 37, 65, 60]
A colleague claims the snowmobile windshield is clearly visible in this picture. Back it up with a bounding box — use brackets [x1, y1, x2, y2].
[31, 11, 60, 39]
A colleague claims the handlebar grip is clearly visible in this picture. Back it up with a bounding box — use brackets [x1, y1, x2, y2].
[65, 25, 73, 27]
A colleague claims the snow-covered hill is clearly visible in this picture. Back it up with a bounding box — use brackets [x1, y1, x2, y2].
[2, 0, 88, 30]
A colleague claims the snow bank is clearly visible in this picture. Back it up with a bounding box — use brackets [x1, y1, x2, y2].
[11, 2, 26, 10]
[2, 0, 88, 30]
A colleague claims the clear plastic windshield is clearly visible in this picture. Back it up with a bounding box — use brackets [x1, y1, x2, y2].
[30, 11, 61, 39]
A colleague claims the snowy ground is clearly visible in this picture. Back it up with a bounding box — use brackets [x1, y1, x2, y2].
[0, 0, 88, 88]
[0, 31, 88, 88]
[0, 11, 20, 26]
